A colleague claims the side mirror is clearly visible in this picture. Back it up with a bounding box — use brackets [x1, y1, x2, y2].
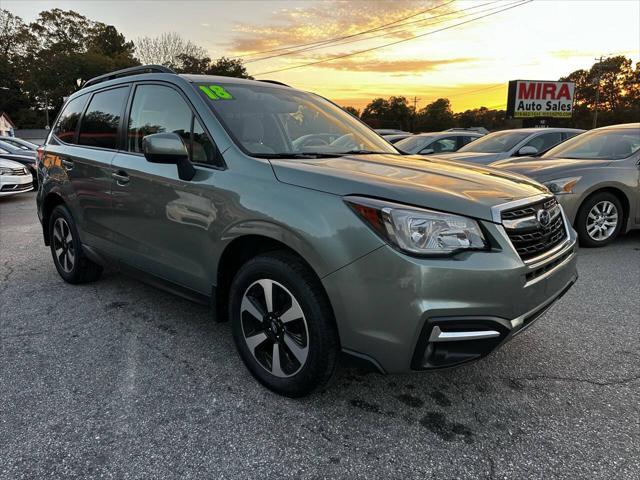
[517, 145, 538, 156]
[142, 133, 195, 181]
[420, 148, 435, 155]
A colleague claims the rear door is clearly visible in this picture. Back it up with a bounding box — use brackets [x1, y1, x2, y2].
[110, 82, 222, 294]
[43, 88, 128, 254]
[70, 85, 130, 253]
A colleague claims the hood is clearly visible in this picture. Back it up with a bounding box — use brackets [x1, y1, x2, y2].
[0, 153, 36, 164]
[270, 154, 548, 222]
[0, 157, 29, 169]
[429, 152, 505, 165]
[489, 157, 611, 181]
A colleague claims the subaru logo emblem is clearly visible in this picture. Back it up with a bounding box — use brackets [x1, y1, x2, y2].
[537, 208, 551, 227]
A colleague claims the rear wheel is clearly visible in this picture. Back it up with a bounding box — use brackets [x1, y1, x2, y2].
[49, 205, 103, 283]
[229, 251, 339, 397]
[575, 192, 623, 247]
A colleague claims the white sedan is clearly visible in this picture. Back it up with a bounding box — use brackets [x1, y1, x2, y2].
[0, 157, 33, 197]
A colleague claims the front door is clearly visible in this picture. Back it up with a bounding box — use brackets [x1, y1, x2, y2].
[110, 82, 221, 294]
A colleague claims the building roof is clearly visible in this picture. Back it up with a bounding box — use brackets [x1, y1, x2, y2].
[0, 112, 15, 128]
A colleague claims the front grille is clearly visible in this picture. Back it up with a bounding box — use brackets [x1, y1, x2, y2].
[1, 182, 33, 192]
[502, 197, 568, 261]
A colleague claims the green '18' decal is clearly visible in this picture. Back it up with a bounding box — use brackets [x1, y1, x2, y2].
[199, 85, 233, 100]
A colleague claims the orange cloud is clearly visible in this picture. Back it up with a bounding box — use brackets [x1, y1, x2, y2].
[229, 0, 453, 55]
[309, 56, 477, 72]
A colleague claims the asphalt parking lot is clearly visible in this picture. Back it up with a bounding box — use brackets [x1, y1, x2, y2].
[1, 192, 638, 479]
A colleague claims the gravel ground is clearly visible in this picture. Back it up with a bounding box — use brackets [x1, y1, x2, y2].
[1, 192, 639, 479]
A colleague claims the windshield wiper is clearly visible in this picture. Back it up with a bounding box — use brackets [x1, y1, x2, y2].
[339, 149, 400, 155]
[253, 152, 342, 159]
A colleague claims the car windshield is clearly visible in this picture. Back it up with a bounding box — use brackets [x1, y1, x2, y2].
[395, 135, 436, 153]
[196, 82, 398, 157]
[542, 128, 640, 160]
[457, 130, 530, 154]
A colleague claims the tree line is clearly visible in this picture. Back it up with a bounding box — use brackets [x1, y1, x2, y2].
[346, 56, 639, 132]
[0, 8, 638, 131]
[0, 8, 251, 128]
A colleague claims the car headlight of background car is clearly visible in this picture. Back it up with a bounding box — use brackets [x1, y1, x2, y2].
[544, 176, 581, 195]
[345, 196, 487, 256]
[0, 167, 14, 175]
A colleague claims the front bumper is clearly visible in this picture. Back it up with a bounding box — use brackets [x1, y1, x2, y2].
[0, 173, 33, 196]
[322, 216, 578, 373]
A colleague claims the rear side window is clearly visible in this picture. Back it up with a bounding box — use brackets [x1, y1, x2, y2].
[52, 95, 88, 144]
[127, 84, 216, 165]
[78, 87, 129, 150]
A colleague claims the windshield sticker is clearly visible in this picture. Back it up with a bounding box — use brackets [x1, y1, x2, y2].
[199, 85, 233, 100]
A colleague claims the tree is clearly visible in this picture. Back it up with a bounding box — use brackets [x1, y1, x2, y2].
[361, 96, 412, 130]
[454, 106, 509, 131]
[1, 9, 138, 128]
[206, 57, 252, 79]
[342, 106, 360, 117]
[135, 32, 208, 68]
[561, 56, 640, 128]
[416, 98, 454, 131]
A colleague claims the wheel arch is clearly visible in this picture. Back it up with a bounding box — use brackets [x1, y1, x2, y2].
[41, 192, 66, 245]
[215, 234, 331, 323]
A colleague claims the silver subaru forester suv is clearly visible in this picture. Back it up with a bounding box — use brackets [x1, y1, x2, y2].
[37, 66, 578, 396]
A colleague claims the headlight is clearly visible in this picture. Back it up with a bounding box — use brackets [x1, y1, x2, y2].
[345, 196, 488, 256]
[544, 177, 581, 194]
[0, 167, 13, 175]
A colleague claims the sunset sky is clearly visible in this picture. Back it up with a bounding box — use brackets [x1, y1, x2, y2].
[5, 0, 640, 112]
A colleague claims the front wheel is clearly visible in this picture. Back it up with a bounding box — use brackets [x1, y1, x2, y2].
[575, 192, 623, 247]
[229, 251, 339, 397]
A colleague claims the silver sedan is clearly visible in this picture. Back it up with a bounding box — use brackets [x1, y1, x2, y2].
[491, 123, 640, 247]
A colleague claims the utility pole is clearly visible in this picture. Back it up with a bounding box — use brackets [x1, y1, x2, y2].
[412, 96, 420, 132]
[593, 56, 603, 129]
[44, 91, 50, 130]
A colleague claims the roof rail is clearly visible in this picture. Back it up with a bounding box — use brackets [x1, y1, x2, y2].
[257, 80, 291, 87]
[82, 65, 176, 89]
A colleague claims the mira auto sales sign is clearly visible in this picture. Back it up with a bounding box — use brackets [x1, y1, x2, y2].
[506, 80, 575, 118]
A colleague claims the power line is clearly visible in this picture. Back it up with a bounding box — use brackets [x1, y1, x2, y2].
[446, 83, 505, 99]
[244, 1, 502, 64]
[254, 1, 533, 76]
[238, 0, 456, 59]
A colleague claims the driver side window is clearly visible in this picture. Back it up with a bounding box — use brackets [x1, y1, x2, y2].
[427, 137, 457, 153]
[524, 132, 563, 153]
[128, 84, 216, 165]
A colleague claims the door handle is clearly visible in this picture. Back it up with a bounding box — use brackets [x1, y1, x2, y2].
[61, 159, 74, 170]
[112, 171, 130, 185]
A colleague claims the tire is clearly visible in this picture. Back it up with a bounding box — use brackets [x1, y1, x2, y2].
[229, 251, 339, 397]
[575, 192, 623, 248]
[49, 205, 103, 283]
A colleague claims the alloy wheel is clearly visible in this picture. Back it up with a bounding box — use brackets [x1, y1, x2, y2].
[586, 200, 618, 241]
[53, 217, 75, 273]
[240, 279, 309, 378]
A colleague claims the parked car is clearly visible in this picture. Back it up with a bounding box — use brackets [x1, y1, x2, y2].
[382, 133, 413, 144]
[37, 65, 577, 396]
[374, 128, 410, 136]
[396, 131, 483, 155]
[0, 141, 38, 188]
[0, 139, 36, 157]
[0, 152, 37, 188]
[491, 123, 640, 247]
[433, 128, 584, 164]
[0, 136, 39, 151]
[0, 157, 33, 197]
[445, 127, 489, 135]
